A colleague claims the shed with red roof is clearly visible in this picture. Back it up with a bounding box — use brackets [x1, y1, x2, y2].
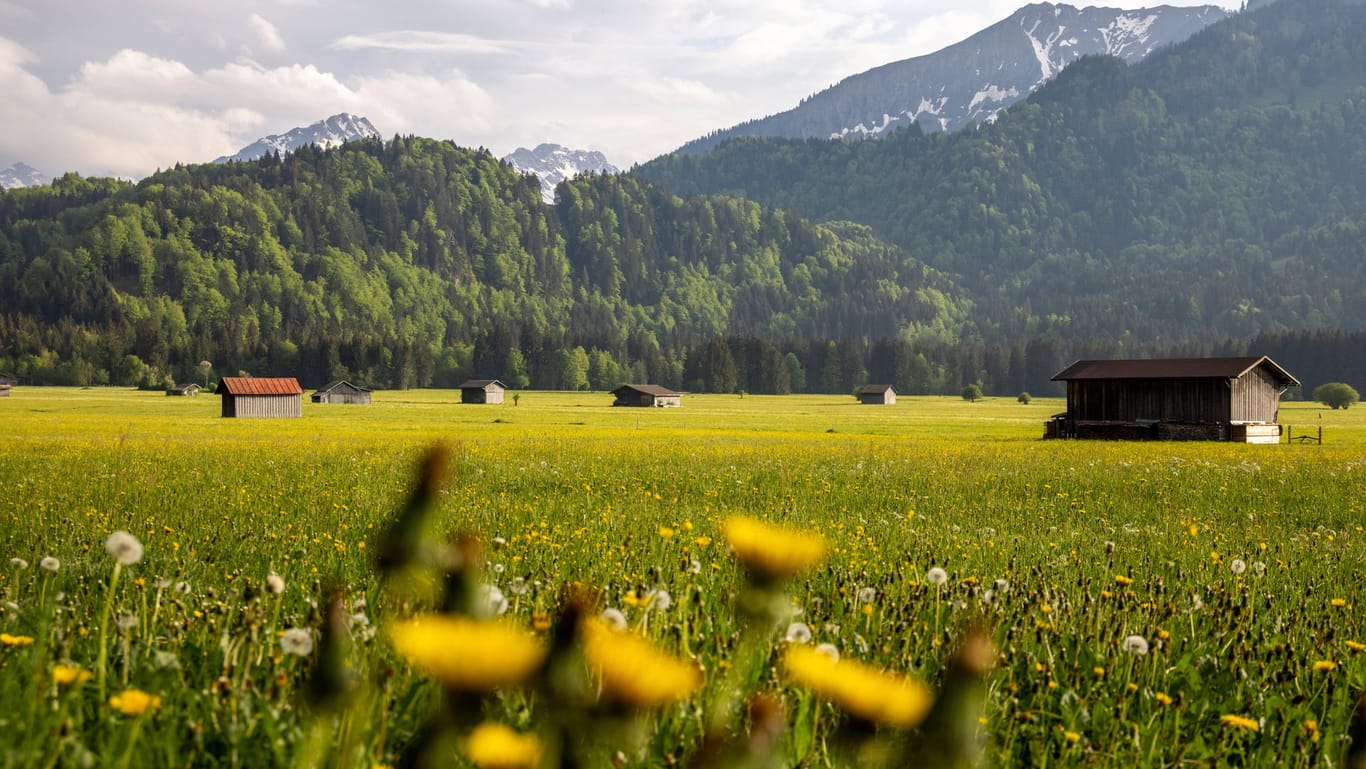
[217, 377, 304, 418]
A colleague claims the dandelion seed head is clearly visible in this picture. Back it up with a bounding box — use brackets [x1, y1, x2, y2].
[994, 578, 1010, 593]
[265, 572, 285, 595]
[492, 563, 505, 574]
[981, 589, 995, 606]
[1252, 561, 1266, 577]
[648, 589, 672, 612]
[104, 531, 143, 565]
[280, 628, 314, 656]
[1230, 558, 1247, 575]
[175, 581, 191, 595]
[39, 557, 59, 572]
[1104, 541, 1115, 554]
[9, 557, 28, 570]
[784, 622, 813, 644]
[926, 567, 948, 586]
[688, 559, 702, 575]
[857, 587, 877, 604]
[109, 688, 161, 715]
[116, 613, 138, 630]
[154, 577, 171, 590]
[814, 642, 840, 661]
[600, 608, 627, 631]
[509, 576, 529, 596]
[1122, 635, 1149, 655]
[477, 585, 509, 617]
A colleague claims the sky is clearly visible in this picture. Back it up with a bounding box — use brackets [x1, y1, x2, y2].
[0, 0, 1241, 180]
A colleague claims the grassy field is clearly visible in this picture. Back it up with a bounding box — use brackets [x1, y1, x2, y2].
[1, 387, 1363, 768]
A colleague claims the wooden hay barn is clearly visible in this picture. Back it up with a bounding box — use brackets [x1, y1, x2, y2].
[458, 379, 507, 404]
[1047, 356, 1299, 443]
[312, 380, 371, 405]
[0, 373, 13, 397]
[858, 384, 897, 405]
[612, 384, 682, 408]
[166, 383, 200, 396]
[217, 377, 304, 418]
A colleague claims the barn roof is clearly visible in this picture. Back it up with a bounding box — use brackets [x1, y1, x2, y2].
[458, 379, 507, 390]
[315, 380, 370, 394]
[1051, 356, 1299, 386]
[218, 377, 304, 396]
[858, 384, 896, 394]
[170, 383, 199, 392]
[613, 384, 681, 397]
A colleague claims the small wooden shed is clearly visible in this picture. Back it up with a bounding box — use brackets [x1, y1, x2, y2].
[312, 380, 371, 405]
[218, 377, 304, 418]
[458, 379, 507, 404]
[1047, 356, 1299, 442]
[858, 384, 897, 405]
[0, 373, 13, 397]
[166, 383, 200, 397]
[612, 384, 682, 408]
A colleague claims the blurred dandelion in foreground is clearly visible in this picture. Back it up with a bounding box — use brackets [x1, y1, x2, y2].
[280, 628, 315, 657]
[109, 689, 162, 715]
[52, 665, 92, 686]
[1219, 714, 1260, 731]
[857, 587, 877, 604]
[39, 556, 59, 572]
[9, 557, 28, 569]
[1122, 635, 1149, 656]
[927, 567, 948, 586]
[600, 608, 627, 631]
[784, 622, 813, 644]
[104, 531, 143, 565]
[724, 516, 825, 585]
[266, 573, 285, 595]
[389, 615, 545, 692]
[116, 613, 138, 630]
[462, 722, 541, 769]
[478, 585, 509, 617]
[581, 618, 701, 708]
[783, 644, 932, 728]
[814, 642, 840, 661]
[1, 633, 35, 646]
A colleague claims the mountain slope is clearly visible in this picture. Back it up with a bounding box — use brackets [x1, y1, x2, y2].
[677, 2, 1227, 155]
[214, 113, 380, 164]
[638, 0, 1366, 342]
[503, 144, 619, 204]
[0, 162, 49, 189]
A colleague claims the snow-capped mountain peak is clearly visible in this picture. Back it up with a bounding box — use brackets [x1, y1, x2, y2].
[0, 162, 50, 189]
[502, 144, 620, 204]
[215, 113, 381, 164]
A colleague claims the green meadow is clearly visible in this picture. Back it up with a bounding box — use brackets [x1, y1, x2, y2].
[1, 388, 1363, 768]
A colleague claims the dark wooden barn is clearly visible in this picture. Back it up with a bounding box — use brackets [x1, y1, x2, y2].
[458, 379, 507, 404]
[858, 384, 897, 405]
[312, 380, 371, 405]
[166, 383, 200, 396]
[612, 384, 682, 408]
[0, 373, 13, 397]
[1047, 356, 1299, 442]
[218, 377, 304, 418]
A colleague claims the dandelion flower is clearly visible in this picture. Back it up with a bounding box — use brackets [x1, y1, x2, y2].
[478, 585, 509, 617]
[509, 577, 528, 596]
[1313, 660, 1337, 672]
[1230, 559, 1247, 575]
[105, 531, 143, 565]
[462, 722, 542, 769]
[280, 628, 314, 656]
[783, 644, 932, 728]
[52, 665, 92, 686]
[390, 615, 545, 692]
[9, 558, 28, 569]
[857, 587, 877, 604]
[647, 589, 672, 612]
[109, 689, 161, 715]
[39, 557, 59, 572]
[1114, 574, 1133, 587]
[600, 608, 628, 631]
[1347, 641, 1366, 652]
[926, 567, 948, 586]
[116, 613, 138, 630]
[581, 618, 701, 708]
[1331, 598, 1348, 608]
[1122, 635, 1149, 655]
[1, 633, 35, 647]
[1220, 714, 1260, 731]
[266, 573, 285, 595]
[724, 516, 825, 584]
[1155, 692, 1173, 706]
[784, 622, 813, 644]
[175, 581, 191, 595]
[814, 642, 840, 661]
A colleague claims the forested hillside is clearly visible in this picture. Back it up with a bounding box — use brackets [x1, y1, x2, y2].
[0, 138, 972, 391]
[637, 0, 1366, 344]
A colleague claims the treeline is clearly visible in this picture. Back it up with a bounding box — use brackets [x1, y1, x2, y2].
[635, 0, 1366, 343]
[0, 137, 971, 390]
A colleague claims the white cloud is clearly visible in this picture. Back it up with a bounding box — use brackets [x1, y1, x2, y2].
[249, 13, 287, 53]
[329, 31, 512, 55]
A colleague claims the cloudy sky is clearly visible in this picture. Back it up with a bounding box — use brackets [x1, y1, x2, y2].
[1, 0, 1240, 179]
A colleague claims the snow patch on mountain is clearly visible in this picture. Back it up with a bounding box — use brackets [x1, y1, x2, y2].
[0, 162, 50, 189]
[215, 114, 380, 164]
[502, 144, 620, 204]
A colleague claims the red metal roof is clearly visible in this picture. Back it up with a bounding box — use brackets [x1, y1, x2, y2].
[1051, 356, 1299, 386]
[218, 377, 304, 396]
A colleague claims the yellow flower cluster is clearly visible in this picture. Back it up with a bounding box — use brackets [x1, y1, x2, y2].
[0, 633, 35, 647]
[581, 618, 701, 708]
[109, 689, 162, 715]
[724, 516, 825, 584]
[462, 722, 541, 769]
[783, 645, 932, 728]
[389, 615, 546, 692]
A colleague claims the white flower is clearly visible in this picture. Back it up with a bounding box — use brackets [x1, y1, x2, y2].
[857, 587, 877, 603]
[39, 557, 59, 572]
[477, 584, 508, 617]
[784, 622, 813, 644]
[491, 536, 507, 549]
[1252, 561, 1266, 577]
[926, 567, 948, 586]
[600, 607, 627, 631]
[492, 563, 505, 574]
[154, 577, 172, 590]
[1229, 558, 1247, 575]
[266, 573, 285, 595]
[9, 557, 28, 570]
[814, 642, 840, 661]
[105, 531, 143, 565]
[350, 612, 370, 628]
[280, 628, 314, 656]
[509, 576, 529, 596]
[981, 589, 995, 606]
[1122, 635, 1149, 655]
[647, 589, 672, 612]
[1191, 594, 1204, 611]
[116, 613, 139, 630]
[1104, 540, 1116, 554]
[175, 581, 191, 595]
[688, 559, 702, 575]
[994, 578, 1010, 593]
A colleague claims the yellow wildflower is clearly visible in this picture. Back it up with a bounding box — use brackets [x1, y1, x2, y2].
[1346, 641, 1366, 652]
[1064, 731, 1081, 744]
[52, 665, 93, 686]
[1313, 660, 1337, 672]
[389, 616, 545, 692]
[1306, 720, 1320, 743]
[724, 516, 825, 584]
[581, 619, 701, 708]
[462, 722, 541, 769]
[109, 689, 162, 715]
[1114, 575, 1132, 587]
[783, 644, 932, 728]
[1331, 598, 1348, 608]
[1220, 714, 1260, 731]
[1155, 692, 1173, 706]
[0, 633, 35, 647]
[658, 527, 674, 539]
[1093, 667, 1105, 678]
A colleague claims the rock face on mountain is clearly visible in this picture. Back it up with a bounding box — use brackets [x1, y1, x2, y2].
[215, 114, 381, 164]
[676, 2, 1228, 155]
[0, 162, 49, 189]
[503, 144, 620, 204]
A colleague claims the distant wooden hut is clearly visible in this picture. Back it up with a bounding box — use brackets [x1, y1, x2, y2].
[1047, 356, 1299, 442]
[612, 384, 682, 408]
[858, 384, 897, 405]
[217, 377, 304, 418]
[0, 373, 13, 397]
[311, 380, 371, 405]
[166, 383, 200, 397]
[458, 379, 507, 404]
